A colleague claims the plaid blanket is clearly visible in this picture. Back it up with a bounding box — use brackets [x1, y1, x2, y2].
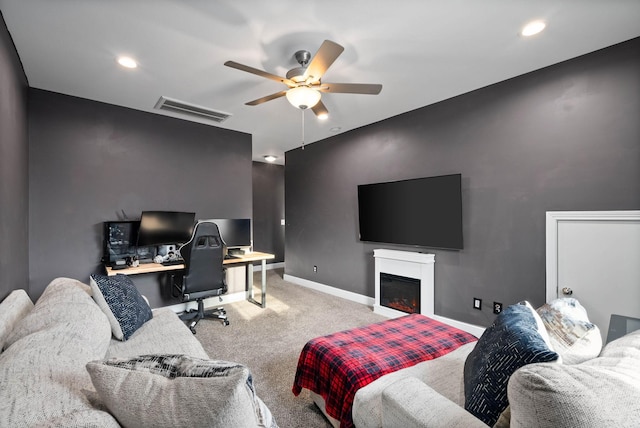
[292, 314, 477, 428]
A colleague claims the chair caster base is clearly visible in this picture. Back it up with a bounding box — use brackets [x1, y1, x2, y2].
[222, 319, 230, 326]
[189, 321, 197, 334]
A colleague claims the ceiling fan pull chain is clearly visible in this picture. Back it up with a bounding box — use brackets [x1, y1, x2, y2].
[301, 108, 305, 150]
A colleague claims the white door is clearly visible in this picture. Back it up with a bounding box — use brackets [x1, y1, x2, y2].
[546, 211, 640, 342]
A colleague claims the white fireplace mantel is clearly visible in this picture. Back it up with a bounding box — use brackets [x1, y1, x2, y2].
[374, 249, 435, 318]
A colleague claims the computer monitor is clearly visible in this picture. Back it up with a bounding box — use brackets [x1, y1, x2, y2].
[136, 211, 196, 247]
[202, 218, 251, 249]
[103, 221, 140, 266]
[607, 314, 640, 344]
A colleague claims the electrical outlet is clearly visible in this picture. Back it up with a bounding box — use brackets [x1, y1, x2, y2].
[313, 265, 318, 273]
[473, 298, 482, 310]
[493, 302, 503, 314]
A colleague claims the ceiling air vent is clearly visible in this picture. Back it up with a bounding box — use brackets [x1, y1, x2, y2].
[154, 96, 231, 123]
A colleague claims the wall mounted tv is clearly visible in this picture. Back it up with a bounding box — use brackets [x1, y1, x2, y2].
[357, 173, 463, 250]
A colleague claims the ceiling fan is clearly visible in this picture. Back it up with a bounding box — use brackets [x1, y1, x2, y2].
[224, 40, 382, 119]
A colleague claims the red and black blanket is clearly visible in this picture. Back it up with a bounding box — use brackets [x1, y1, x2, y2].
[292, 314, 477, 428]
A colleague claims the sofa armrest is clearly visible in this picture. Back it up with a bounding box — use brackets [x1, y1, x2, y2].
[381, 377, 486, 428]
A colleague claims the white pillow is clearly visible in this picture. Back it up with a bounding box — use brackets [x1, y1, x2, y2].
[86, 354, 276, 428]
[537, 298, 602, 364]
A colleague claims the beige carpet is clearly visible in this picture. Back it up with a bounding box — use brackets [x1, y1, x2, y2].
[193, 268, 387, 428]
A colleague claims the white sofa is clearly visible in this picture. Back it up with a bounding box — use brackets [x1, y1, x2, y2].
[0, 277, 276, 427]
[352, 301, 640, 428]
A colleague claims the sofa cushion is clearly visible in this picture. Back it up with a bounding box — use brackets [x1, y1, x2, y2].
[537, 298, 602, 364]
[463, 302, 559, 426]
[508, 329, 640, 427]
[352, 342, 476, 428]
[0, 278, 118, 426]
[87, 354, 277, 428]
[105, 308, 209, 359]
[0, 289, 33, 352]
[90, 273, 153, 341]
[381, 377, 487, 428]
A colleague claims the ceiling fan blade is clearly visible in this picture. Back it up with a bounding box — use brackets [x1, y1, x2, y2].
[224, 61, 295, 86]
[303, 40, 344, 83]
[318, 82, 382, 95]
[311, 100, 329, 118]
[245, 90, 287, 106]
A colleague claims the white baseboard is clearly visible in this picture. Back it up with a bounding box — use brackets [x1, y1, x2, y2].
[283, 274, 485, 337]
[283, 274, 375, 306]
[431, 315, 485, 337]
[253, 261, 284, 272]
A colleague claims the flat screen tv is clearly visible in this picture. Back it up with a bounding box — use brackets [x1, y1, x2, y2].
[136, 211, 196, 246]
[357, 173, 463, 250]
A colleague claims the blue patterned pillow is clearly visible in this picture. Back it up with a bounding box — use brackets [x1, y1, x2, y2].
[463, 302, 559, 426]
[89, 274, 152, 341]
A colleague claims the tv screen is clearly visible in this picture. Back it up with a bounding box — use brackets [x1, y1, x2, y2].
[201, 218, 251, 248]
[136, 211, 196, 246]
[357, 173, 463, 249]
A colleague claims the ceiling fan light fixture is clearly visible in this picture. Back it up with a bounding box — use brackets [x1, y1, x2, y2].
[521, 20, 546, 37]
[286, 86, 321, 109]
[117, 56, 138, 69]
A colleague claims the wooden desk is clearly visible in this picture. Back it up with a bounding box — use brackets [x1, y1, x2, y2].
[105, 251, 275, 308]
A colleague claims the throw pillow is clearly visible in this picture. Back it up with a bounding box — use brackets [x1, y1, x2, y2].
[536, 298, 602, 364]
[0, 289, 34, 352]
[89, 274, 152, 341]
[86, 354, 277, 428]
[508, 329, 640, 427]
[463, 302, 560, 426]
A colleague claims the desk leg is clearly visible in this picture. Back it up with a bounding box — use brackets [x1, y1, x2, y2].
[247, 261, 267, 308]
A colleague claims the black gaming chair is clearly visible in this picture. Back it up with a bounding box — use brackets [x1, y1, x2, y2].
[171, 221, 229, 333]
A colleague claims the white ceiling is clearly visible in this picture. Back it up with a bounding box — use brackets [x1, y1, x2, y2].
[2, 1, 640, 164]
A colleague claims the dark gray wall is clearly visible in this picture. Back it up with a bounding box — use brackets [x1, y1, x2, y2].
[28, 89, 252, 304]
[285, 38, 640, 327]
[0, 12, 29, 301]
[252, 162, 285, 263]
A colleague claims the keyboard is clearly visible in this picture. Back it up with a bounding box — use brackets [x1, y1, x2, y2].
[161, 259, 184, 266]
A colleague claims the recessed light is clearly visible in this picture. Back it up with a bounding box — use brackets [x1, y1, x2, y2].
[264, 155, 277, 162]
[521, 20, 546, 37]
[330, 127, 341, 133]
[317, 112, 329, 120]
[117, 56, 138, 69]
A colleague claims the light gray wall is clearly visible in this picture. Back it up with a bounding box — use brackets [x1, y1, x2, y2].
[285, 38, 640, 327]
[28, 89, 252, 304]
[252, 162, 285, 262]
[0, 12, 29, 300]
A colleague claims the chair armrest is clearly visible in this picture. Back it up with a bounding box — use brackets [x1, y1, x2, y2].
[381, 377, 486, 428]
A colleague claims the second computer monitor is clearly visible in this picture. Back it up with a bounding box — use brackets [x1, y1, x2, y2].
[204, 218, 251, 249]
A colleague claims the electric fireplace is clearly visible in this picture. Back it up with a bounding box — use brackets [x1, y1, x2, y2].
[373, 249, 435, 318]
[380, 273, 420, 314]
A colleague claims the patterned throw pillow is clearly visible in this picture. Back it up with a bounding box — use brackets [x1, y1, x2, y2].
[89, 274, 152, 341]
[463, 302, 560, 426]
[86, 354, 277, 428]
[537, 298, 602, 364]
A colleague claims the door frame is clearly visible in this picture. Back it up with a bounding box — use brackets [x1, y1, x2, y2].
[545, 210, 640, 303]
